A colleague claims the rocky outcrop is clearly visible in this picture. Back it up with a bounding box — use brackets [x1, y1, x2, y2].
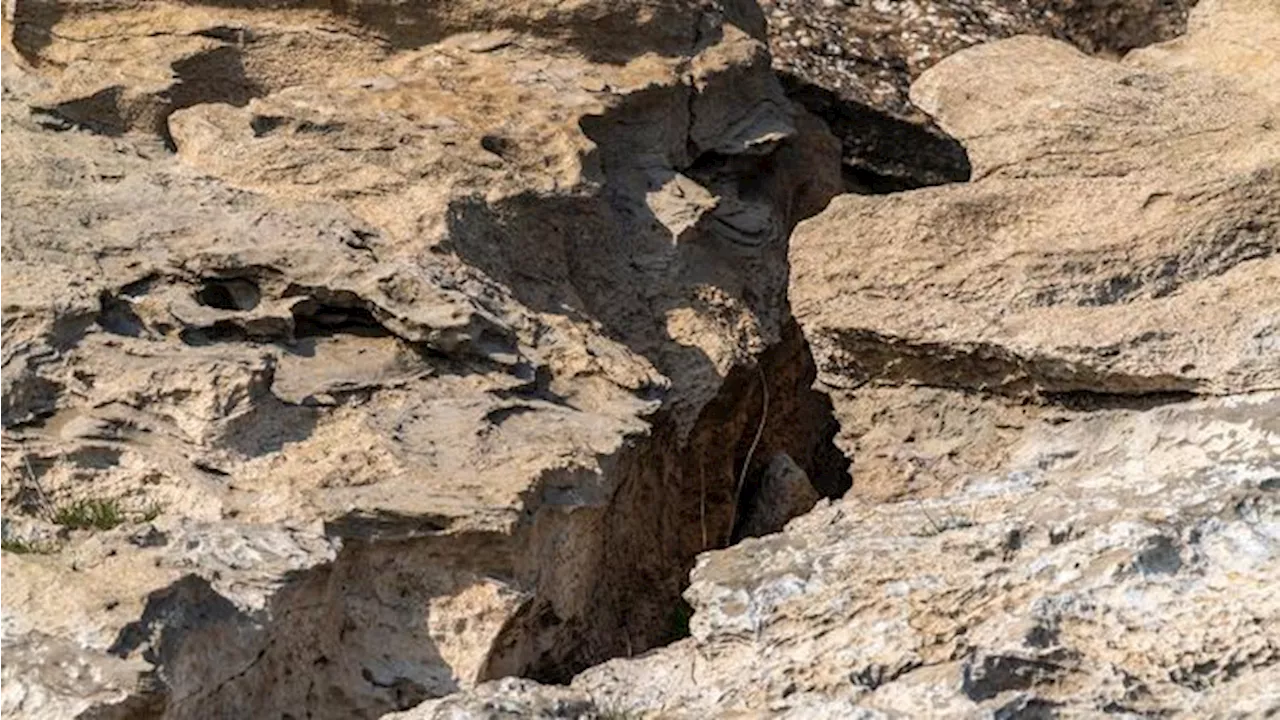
[5, 0, 1275, 717]
[792, 0, 1279, 501]
[760, 0, 1199, 190]
[391, 0, 1280, 716]
[560, 395, 1279, 718]
[0, 1, 843, 718]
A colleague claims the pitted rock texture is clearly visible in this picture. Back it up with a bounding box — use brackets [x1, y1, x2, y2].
[760, 0, 1199, 189]
[383, 678, 600, 720]
[0, 0, 843, 718]
[568, 392, 1280, 718]
[792, 0, 1279, 501]
[389, 1, 1280, 717]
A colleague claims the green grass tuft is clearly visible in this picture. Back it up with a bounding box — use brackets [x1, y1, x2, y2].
[53, 497, 127, 531]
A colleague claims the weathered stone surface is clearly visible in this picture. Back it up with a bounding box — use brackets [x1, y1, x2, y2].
[7, 0, 1276, 717]
[389, 1, 1280, 717]
[792, 0, 1279, 500]
[572, 391, 1280, 717]
[0, 0, 841, 717]
[764, 0, 1200, 120]
[384, 678, 599, 720]
[795, 5, 1277, 389]
[760, 0, 1199, 189]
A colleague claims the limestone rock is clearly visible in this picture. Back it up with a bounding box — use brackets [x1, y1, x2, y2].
[764, 0, 1200, 120]
[383, 678, 598, 720]
[573, 392, 1280, 717]
[792, 0, 1280, 417]
[759, 0, 1199, 189]
[392, 1, 1280, 717]
[0, 0, 841, 717]
[788, 0, 1280, 511]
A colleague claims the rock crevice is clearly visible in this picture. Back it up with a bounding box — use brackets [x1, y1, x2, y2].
[1, 0, 852, 717]
[389, 1, 1280, 717]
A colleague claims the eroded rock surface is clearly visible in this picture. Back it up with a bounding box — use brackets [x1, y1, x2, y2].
[793, 0, 1279, 501]
[0, 1, 842, 718]
[760, 0, 1199, 189]
[391, 0, 1280, 717]
[566, 392, 1279, 718]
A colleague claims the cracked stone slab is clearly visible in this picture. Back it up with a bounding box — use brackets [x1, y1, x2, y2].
[0, 0, 842, 717]
[791, 0, 1280, 402]
[392, 2, 1280, 717]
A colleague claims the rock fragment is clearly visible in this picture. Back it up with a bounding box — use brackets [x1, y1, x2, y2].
[759, 0, 1200, 189]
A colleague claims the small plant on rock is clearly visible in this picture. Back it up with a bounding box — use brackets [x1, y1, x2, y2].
[139, 501, 164, 522]
[53, 497, 127, 531]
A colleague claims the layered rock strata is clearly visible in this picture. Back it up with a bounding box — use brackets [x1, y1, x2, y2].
[0, 1, 843, 717]
[395, 0, 1280, 716]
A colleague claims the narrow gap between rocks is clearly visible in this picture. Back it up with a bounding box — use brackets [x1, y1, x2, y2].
[777, 71, 972, 194]
[494, 319, 854, 687]
[21, 27, 966, 720]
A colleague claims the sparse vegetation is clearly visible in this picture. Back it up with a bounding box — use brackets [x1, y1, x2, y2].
[139, 501, 164, 522]
[53, 497, 127, 531]
[1, 537, 57, 554]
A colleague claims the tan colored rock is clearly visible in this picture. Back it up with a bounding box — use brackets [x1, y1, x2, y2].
[0, 0, 841, 717]
[391, 1, 1280, 717]
[794, 0, 1279, 405]
[760, 0, 1200, 189]
[763, 0, 1200, 121]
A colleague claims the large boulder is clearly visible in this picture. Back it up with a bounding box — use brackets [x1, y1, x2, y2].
[389, 0, 1279, 716]
[0, 1, 842, 718]
[781, 4, 1280, 709]
[791, 0, 1279, 500]
[566, 392, 1279, 717]
[759, 0, 1200, 189]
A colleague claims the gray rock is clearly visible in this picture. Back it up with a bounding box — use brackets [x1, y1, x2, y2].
[737, 453, 820, 540]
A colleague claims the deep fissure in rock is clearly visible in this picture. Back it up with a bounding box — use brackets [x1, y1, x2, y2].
[87, 218, 856, 720]
[491, 320, 854, 684]
[96, 355, 853, 718]
[778, 71, 972, 194]
[9, 12, 868, 716]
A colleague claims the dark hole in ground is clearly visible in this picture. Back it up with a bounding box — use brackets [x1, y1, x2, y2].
[196, 278, 262, 311]
[290, 300, 390, 339]
[179, 321, 252, 346]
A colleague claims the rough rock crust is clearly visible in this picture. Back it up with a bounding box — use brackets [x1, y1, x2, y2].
[763, 0, 1200, 120]
[391, 0, 1280, 717]
[0, 1, 843, 718]
[759, 0, 1200, 189]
